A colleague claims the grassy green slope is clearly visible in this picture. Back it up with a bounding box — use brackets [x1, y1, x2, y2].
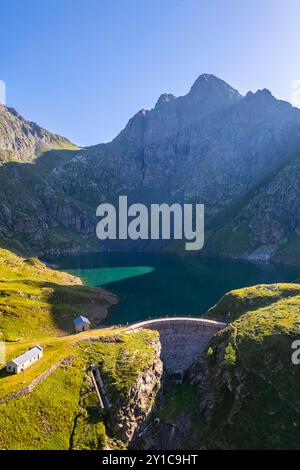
[193, 284, 300, 449]
[85, 330, 159, 400]
[0, 356, 88, 450]
[206, 283, 300, 323]
[0, 330, 157, 450]
[0, 248, 159, 450]
[0, 249, 115, 341]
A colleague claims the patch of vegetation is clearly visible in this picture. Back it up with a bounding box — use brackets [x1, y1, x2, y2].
[205, 222, 251, 257]
[83, 330, 159, 400]
[207, 283, 300, 322]
[157, 383, 205, 448]
[275, 232, 300, 264]
[71, 410, 106, 450]
[223, 342, 236, 366]
[0, 357, 85, 450]
[158, 384, 202, 425]
[207, 346, 213, 358]
[71, 373, 107, 450]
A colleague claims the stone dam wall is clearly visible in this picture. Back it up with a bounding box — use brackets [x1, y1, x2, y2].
[126, 318, 226, 374]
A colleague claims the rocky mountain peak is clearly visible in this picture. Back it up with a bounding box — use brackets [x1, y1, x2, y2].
[155, 93, 176, 108]
[245, 88, 274, 101]
[188, 73, 241, 101]
[256, 88, 273, 96]
[241, 87, 300, 119]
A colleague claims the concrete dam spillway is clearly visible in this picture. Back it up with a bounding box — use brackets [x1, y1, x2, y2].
[126, 317, 226, 374]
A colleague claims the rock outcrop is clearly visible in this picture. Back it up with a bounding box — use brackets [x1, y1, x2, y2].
[108, 335, 163, 444]
[0, 103, 76, 163]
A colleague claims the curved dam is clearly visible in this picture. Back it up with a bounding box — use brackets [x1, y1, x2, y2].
[126, 317, 226, 374]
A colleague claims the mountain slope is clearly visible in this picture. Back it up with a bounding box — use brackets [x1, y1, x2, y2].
[1, 74, 300, 261]
[203, 151, 300, 263]
[0, 105, 96, 255]
[50, 76, 300, 218]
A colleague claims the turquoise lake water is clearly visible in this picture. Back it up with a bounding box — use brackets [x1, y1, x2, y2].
[48, 252, 300, 325]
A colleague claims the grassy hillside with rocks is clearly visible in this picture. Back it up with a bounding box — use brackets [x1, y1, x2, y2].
[188, 284, 300, 449]
[0, 249, 116, 341]
[206, 283, 300, 323]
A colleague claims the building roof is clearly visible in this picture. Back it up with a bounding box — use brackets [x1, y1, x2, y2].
[74, 315, 91, 326]
[9, 345, 43, 367]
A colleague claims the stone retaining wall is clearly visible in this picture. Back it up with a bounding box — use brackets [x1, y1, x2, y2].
[0, 356, 73, 404]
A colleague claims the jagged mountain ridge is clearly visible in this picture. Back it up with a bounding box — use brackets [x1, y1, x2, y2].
[1, 74, 300, 261]
[0, 103, 77, 163]
[54, 75, 300, 213]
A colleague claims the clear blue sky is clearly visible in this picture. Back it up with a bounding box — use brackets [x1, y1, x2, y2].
[1, 0, 300, 146]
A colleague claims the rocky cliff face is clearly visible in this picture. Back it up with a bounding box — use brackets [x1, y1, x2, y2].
[232, 154, 300, 263]
[107, 335, 163, 445]
[1, 74, 300, 262]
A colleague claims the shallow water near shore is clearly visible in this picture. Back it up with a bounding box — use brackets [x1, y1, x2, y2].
[46, 252, 300, 325]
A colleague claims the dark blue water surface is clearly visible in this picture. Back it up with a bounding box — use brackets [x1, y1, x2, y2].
[47, 252, 299, 325]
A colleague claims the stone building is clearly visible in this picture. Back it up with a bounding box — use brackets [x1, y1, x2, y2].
[74, 315, 91, 333]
